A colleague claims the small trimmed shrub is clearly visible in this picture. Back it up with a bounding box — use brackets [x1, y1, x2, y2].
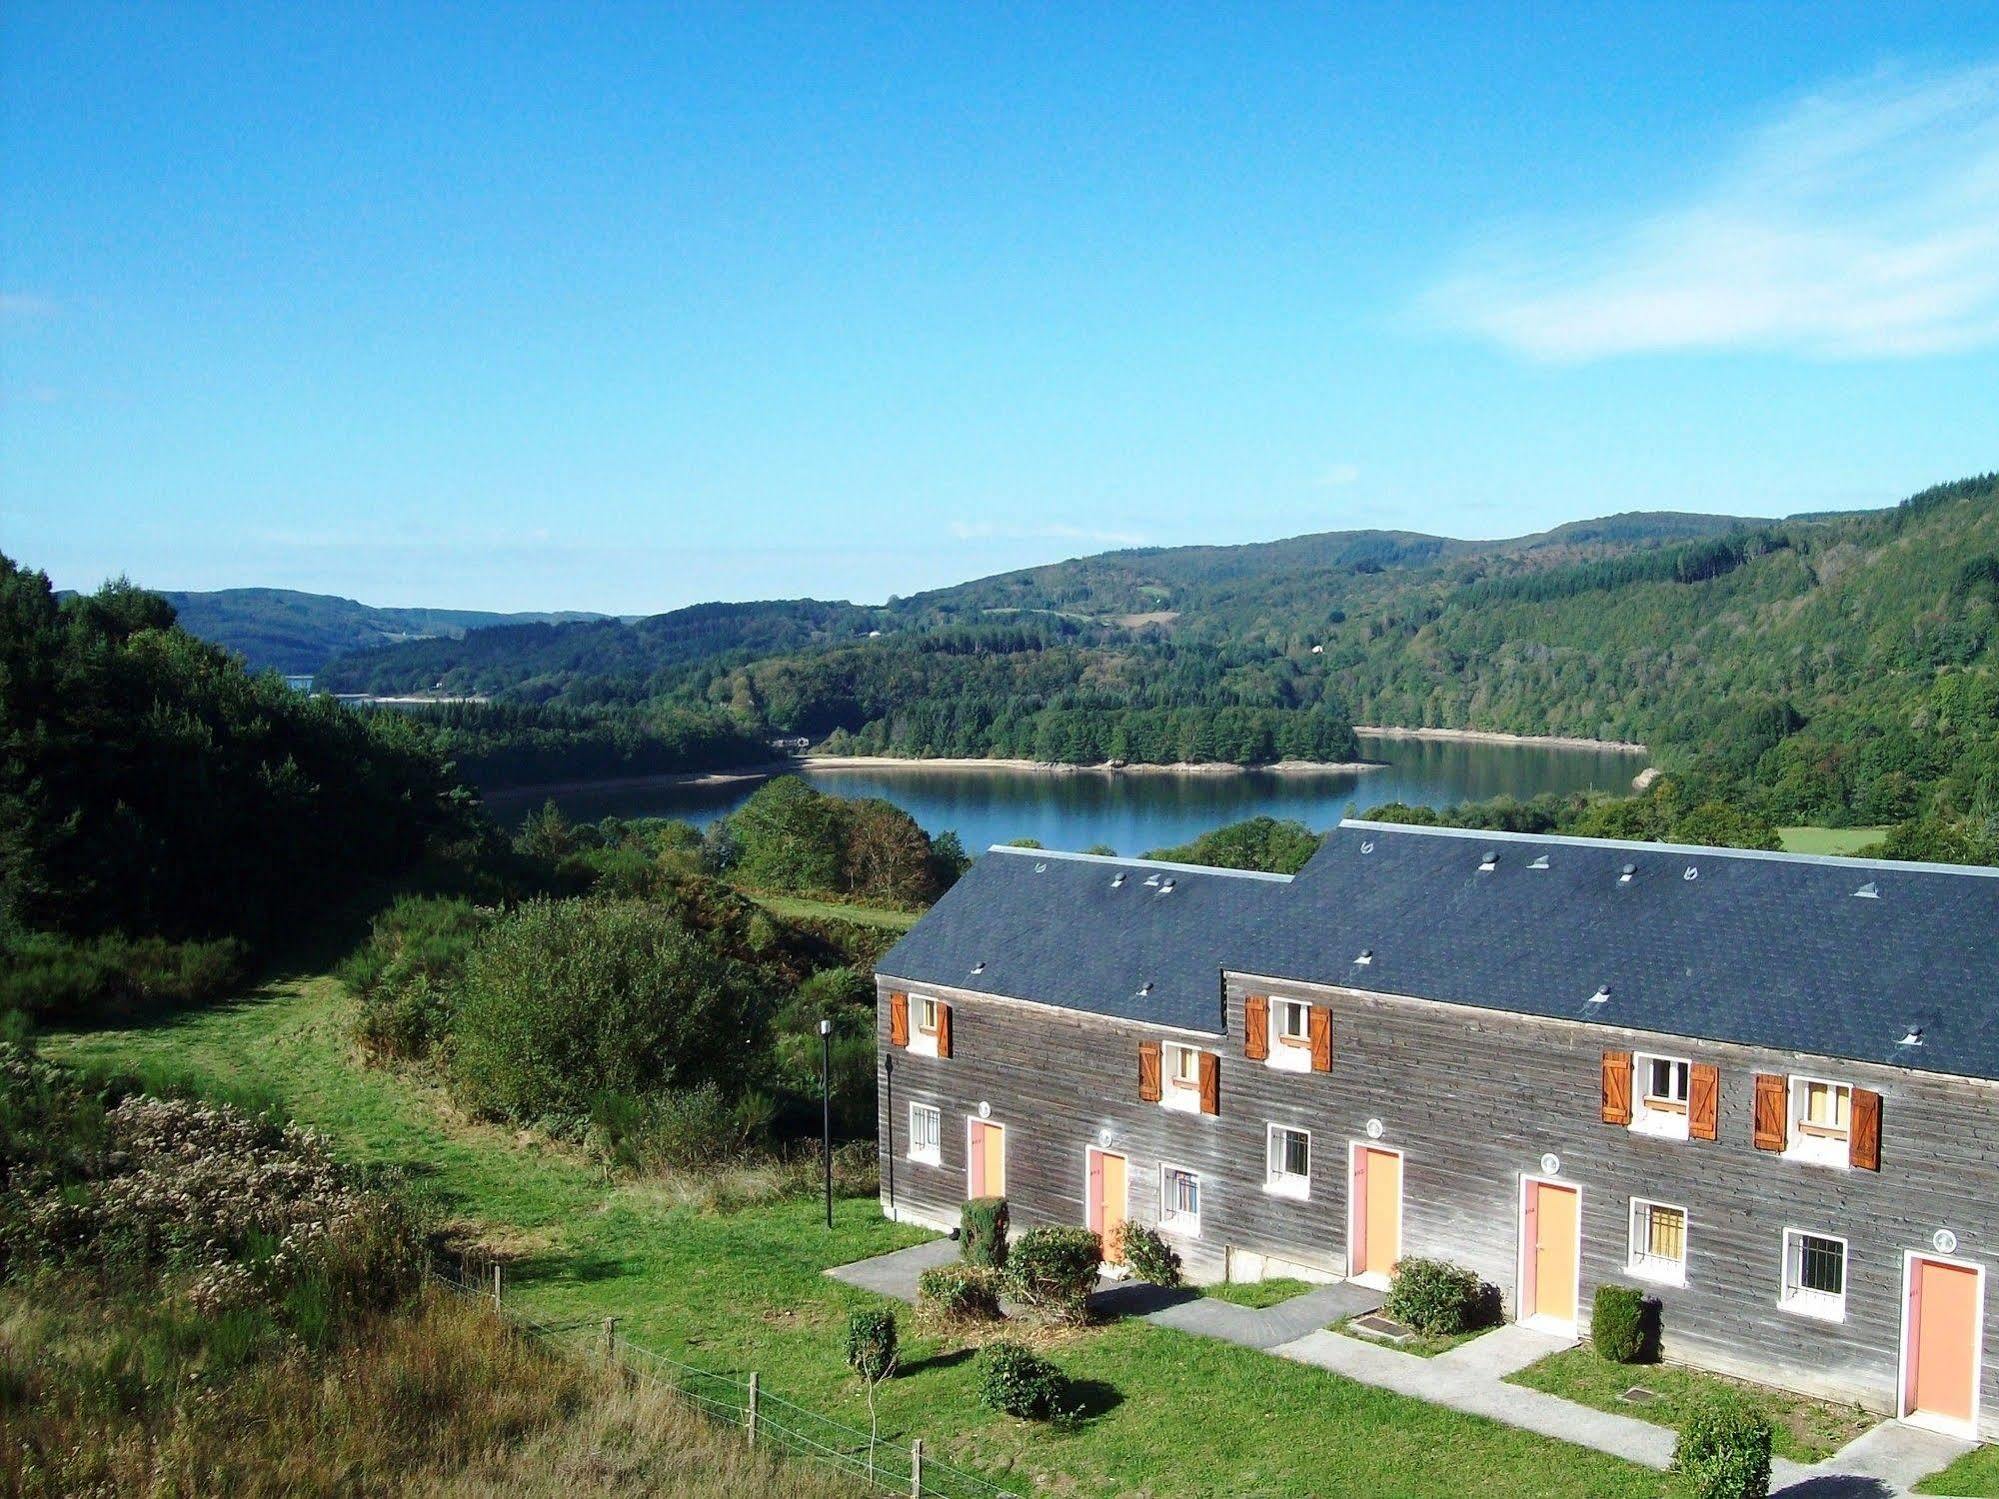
[917, 1263, 1003, 1323]
[1006, 1226, 1102, 1323]
[961, 1196, 1009, 1270]
[1384, 1257, 1482, 1337]
[1672, 1394, 1773, 1499]
[1114, 1221, 1183, 1288]
[845, 1309, 898, 1382]
[976, 1340, 1071, 1422]
[1592, 1283, 1651, 1364]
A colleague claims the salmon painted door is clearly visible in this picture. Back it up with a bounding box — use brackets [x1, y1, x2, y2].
[1350, 1148, 1402, 1282]
[1088, 1150, 1128, 1263]
[1524, 1181, 1579, 1327]
[968, 1121, 1005, 1198]
[1905, 1258, 1982, 1432]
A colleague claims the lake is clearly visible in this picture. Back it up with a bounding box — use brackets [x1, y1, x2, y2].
[484, 733, 1647, 857]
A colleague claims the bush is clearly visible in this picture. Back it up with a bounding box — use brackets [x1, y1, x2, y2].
[1592, 1283, 1653, 1364]
[1672, 1395, 1774, 1499]
[1005, 1226, 1102, 1323]
[916, 1263, 1002, 1323]
[976, 1341, 1071, 1422]
[1113, 1222, 1182, 1288]
[961, 1197, 1009, 1270]
[845, 1309, 898, 1382]
[451, 898, 767, 1125]
[585, 1084, 777, 1173]
[1384, 1257, 1482, 1337]
[0, 931, 246, 1022]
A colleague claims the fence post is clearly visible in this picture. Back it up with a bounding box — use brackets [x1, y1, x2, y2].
[603, 1316, 617, 1362]
[910, 1437, 923, 1497]
[746, 1370, 759, 1449]
[491, 1260, 502, 1311]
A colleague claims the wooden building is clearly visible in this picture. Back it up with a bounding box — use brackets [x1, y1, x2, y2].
[875, 822, 1999, 1440]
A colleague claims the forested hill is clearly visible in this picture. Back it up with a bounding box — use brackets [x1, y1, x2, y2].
[157, 588, 611, 673]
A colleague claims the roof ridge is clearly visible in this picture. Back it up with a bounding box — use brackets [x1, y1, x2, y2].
[985, 844, 1295, 882]
[1335, 818, 1999, 879]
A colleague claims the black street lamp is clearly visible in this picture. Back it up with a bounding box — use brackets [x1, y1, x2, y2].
[819, 1017, 834, 1230]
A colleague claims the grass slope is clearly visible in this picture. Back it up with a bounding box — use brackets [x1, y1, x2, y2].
[44, 979, 1676, 1499]
[1776, 826, 1891, 856]
[744, 892, 922, 931]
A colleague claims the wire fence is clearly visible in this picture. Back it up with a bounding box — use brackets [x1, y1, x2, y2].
[429, 1254, 1023, 1499]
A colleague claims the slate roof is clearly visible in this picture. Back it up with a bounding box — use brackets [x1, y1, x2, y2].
[875, 846, 1291, 1035]
[880, 818, 1999, 1082]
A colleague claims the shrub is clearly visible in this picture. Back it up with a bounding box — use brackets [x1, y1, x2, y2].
[1005, 1226, 1102, 1323]
[916, 1263, 1002, 1323]
[1113, 1222, 1182, 1288]
[587, 1085, 777, 1173]
[1384, 1257, 1483, 1337]
[961, 1197, 1009, 1270]
[976, 1340, 1071, 1422]
[1592, 1283, 1653, 1364]
[1672, 1394, 1774, 1499]
[0, 931, 246, 1022]
[339, 895, 487, 1061]
[845, 1309, 898, 1382]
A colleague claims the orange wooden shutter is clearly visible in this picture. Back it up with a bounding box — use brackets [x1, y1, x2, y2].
[1850, 1087, 1881, 1171]
[1199, 1051, 1220, 1115]
[888, 991, 909, 1048]
[1309, 1006, 1333, 1072]
[1752, 1073, 1788, 1151]
[1138, 1041, 1162, 1103]
[935, 1002, 952, 1059]
[1689, 1064, 1719, 1141]
[1601, 1051, 1633, 1125]
[1244, 994, 1269, 1060]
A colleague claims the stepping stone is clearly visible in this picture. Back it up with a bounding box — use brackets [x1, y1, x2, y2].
[1350, 1313, 1413, 1343]
[1618, 1386, 1659, 1405]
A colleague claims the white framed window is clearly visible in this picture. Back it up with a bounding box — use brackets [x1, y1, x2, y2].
[1781, 1230, 1848, 1322]
[1627, 1198, 1688, 1286]
[1160, 1164, 1202, 1237]
[1786, 1075, 1852, 1168]
[1632, 1052, 1691, 1140]
[908, 1102, 941, 1165]
[1162, 1043, 1203, 1113]
[1267, 999, 1313, 1073]
[908, 994, 942, 1058]
[1265, 1123, 1311, 1199]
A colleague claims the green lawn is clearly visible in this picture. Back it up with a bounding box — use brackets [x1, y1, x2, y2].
[1505, 1345, 1874, 1464]
[42, 977, 1681, 1499]
[742, 892, 922, 931]
[1333, 1316, 1495, 1359]
[1916, 1444, 1999, 1495]
[1200, 1277, 1315, 1309]
[1777, 826, 1890, 856]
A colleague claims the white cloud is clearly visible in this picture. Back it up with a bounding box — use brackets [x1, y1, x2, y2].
[948, 520, 1149, 549]
[1315, 463, 1362, 488]
[1428, 61, 1999, 360]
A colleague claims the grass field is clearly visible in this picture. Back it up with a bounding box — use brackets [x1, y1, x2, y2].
[1776, 826, 1891, 856]
[744, 892, 922, 930]
[1916, 1443, 1999, 1495]
[1200, 1276, 1315, 1309]
[1506, 1345, 1873, 1464]
[42, 977, 1683, 1499]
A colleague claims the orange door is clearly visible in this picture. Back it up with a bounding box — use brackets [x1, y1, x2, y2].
[1351, 1148, 1402, 1280]
[1525, 1181, 1579, 1325]
[1089, 1150, 1128, 1262]
[968, 1122, 1006, 1198]
[1906, 1258, 1982, 1431]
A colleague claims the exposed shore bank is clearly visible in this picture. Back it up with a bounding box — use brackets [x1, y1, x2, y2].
[477, 762, 794, 800]
[799, 755, 1384, 776]
[1354, 725, 1649, 755]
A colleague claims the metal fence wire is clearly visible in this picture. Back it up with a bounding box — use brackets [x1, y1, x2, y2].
[428, 1259, 1023, 1499]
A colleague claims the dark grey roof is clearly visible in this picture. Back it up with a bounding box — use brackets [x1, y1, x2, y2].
[1252, 821, 1999, 1082]
[876, 846, 1290, 1034]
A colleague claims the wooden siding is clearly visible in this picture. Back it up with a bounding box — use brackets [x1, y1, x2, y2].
[877, 968, 1999, 1432]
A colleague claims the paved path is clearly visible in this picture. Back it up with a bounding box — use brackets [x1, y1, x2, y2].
[826, 1241, 1973, 1495]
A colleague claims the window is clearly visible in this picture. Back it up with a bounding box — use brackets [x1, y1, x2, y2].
[1781, 1230, 1847, 1322]
[908, 995, 943, 1058]
[1267, 999, 1313, 1073]
[1266, 1124, 1311, 1199]
[1627, 1199, 1688, 1285]
[1162, 1043, 1203, 1113]
[1787, 1076, 1852, 1167]
[1632, 1052, 1691, 1139]
[908, 1103, 941, 1165]
[1161, 1165, 1202, 1236]
[916, 997, 941, 1034]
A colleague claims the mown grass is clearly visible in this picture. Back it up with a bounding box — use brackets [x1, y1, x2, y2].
[1505, 1344, 1875, 1464]
[1914, 1443, 1999, 1495]
[1199, 1276, 1315, 1309]
[743, 892, 922, 931]
[42, 977, 1684, 1498]
[1776, 826, 1891, 856]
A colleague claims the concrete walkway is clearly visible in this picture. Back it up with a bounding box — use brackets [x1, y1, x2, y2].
[826, 1242, 1972, 1495]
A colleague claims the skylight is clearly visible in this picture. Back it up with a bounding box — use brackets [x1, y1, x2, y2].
[1854, 882, 1880, 899]
[1587, 985, 1611, 1005]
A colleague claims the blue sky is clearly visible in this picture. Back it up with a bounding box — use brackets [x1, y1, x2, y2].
[5, 4, 1998, 613]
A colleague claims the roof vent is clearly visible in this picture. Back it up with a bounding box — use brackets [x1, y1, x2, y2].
[1143, 874, 1161, 887]
[1110, 872, 1126, 888]
[1587, 985, 1611, 1005]
[1354, 949, 1374, 966]
[970, 961, 986, 976]
[1034, 861, 1048, 873]
[1528, 854, 1550, 870]
[1478, 851, 1498, 873]
[1683, 865, 1699, 882]
[1854, 881, 1880, 899]
[1157, 878, 1176, 895]
[1618, 863, 1637, 885]
[1899, 1026, 1925, 1048]
[1360, 840, 1375, 854]
[1136, 982, 1154, 998]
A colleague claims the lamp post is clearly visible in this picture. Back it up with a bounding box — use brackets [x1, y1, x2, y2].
[819, 1017, 834, 1230]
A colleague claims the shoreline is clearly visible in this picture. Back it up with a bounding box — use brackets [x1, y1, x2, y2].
[799, 755, 1384, 776]
[477, 762, 795, 801]
[1353, 725, 1649, 754]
